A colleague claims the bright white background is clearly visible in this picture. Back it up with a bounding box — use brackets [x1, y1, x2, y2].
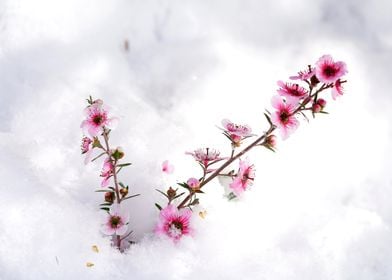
[0, 0, 391, 279]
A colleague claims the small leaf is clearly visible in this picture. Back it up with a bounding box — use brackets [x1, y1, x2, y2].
[155, 203, 162, 211]
[174, 192, 185, 199]
[264, 145, 276, 153]
[119, 182, 126, 188]
[95, 190, 112, 193]
[264, 113, 272, 125]
[91, 152, 106, 162]
[177, 182, 191, 191]
[100, 207, 110, 211]
[190, 198, 200, 206]
[99, 203, 112, 206]
[122, 194, 140, 201]
[156, 189, 169, 198]
[319, 111, 329, 114]
[117, 163, 132, 168]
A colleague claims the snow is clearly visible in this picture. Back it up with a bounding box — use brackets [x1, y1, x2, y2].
[1, 0, 392, 279]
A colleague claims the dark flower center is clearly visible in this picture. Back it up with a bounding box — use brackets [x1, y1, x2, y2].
[110, 216, 121, 228]
[93, 114, 103, 125]
[289, 84, 301, 96]
[279, 111, 290, 124]
[323, 66, 337, 77]
[171, 220, 183, 231]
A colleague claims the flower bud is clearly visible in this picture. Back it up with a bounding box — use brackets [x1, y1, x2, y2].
[120, 187, 128, 197]
[167, 187, 177, 199]
[265, 134, 277, 149]
[81, 137, 92, 154]
[105, 192, 115, 203]
[187, 178, 200, 190]
[317, 98, 327, 108]
[112, 147, 125, 160]
[312, 103, 322, 113]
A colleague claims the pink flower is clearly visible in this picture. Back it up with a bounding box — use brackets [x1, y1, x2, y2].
[229, 158, 255, 196]
[101, 204, 129, 236]
[271, 96, 299, 140]
[81, 137, 95, 164]
[162, 160, 174, 174]
[81, 137, 92, 154]
[187, 177, 200, 190]
[221, 119, 252, 145]
[155, 204, 192, 241]
[290, 66, 315, 81]
[186, 148, 223, 167]
[331, 79, 344, 100]
[315, 55, 347, 84]
[81, 103, 118, 137]
[277, 81, 308, 102]
[265, 134, 277, 149]
[101, 158, 114, 187]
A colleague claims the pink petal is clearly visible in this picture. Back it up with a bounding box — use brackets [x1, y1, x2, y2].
[162, 160, 174, 174]
[115, 224, 128, 236]
[101, 224, 116, 236]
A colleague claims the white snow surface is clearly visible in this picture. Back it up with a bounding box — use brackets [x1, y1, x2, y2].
[1, 0, 392, 279]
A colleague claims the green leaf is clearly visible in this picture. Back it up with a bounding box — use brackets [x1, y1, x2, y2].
[155, 203, 162, 211]
[174, 192, 185, 199]
[95, 190, 112, 193]
[91, 152, 106, 162]
[100, 207, 110, 211]
[177, 182, 190, 190]
[117, 163, 132, 168]
[190, 198, 200, 206]
[122, 194, 140, 201]
[264, 113, 272, 125]
[264, 145, 276, 153]
[319, 111, 329, 114]
[156, 189, 169, 198]
[100, 202, 112, 206]
[119, 182, 126, 188]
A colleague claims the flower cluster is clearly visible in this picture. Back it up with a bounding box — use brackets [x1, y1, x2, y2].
[271, 54, 347, 139]
[82, 55, 347, 247]
[81, 96, 138, 251]
[155, 54, 348, 242]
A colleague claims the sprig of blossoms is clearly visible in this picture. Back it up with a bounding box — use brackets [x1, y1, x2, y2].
[81, 96, 139, 251]
[155, 55, 348, 242]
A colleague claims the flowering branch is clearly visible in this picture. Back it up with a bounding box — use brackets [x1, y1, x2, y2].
[155, 54, 348, 241]
[81, 97, 139, 251]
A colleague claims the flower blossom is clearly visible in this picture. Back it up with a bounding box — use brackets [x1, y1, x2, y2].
[221, 119, 252, 145]
[155, 204, 192, 241]
[277, 81, 308, 102]
[271, 96, 299, 140]
[187, 177, 200, 190]
[186, 148, 223, 167]
[290, 66, 315, 81]
[81, 102, 118, 137]
[101, 158, 114, 187]
[315, 55, 347, 84]
[101, 204, 129, 236]
[229, 158, 255, 196]
[331, 79, 345, 100]
[162, 160, 174, 174]
[81, 137, 95, 164]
